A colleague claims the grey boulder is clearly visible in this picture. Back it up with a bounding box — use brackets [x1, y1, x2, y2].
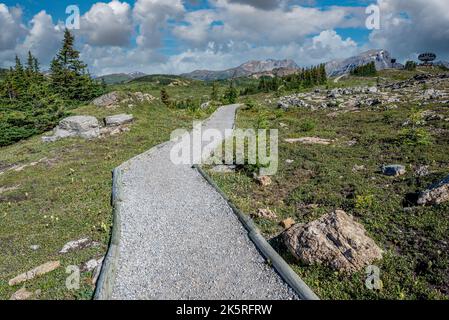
[42, 116, 100, 142]
[105, 114, 134, 127]
[381, 164, 406, 177]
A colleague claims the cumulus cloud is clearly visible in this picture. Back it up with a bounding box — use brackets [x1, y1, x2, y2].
[299, 30, 358, 64]
[16, 11, 63, 65]
[226, 0, 284, 10]
[369, 0, 449, 60]
[3, 0, 449, 75]
[173, 1, 364, 49]
[133, 0, 184, 48]
[0, 4, 26, 50]
[81, 0, 133, 47]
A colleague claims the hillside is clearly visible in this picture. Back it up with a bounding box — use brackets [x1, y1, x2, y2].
[96, 72, 146, 84]
[128, 74, 195, 86]
[182, 59, 298, 81]
[208, 67, 449, 299]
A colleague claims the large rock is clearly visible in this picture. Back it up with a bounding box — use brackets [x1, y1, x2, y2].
[417, 175, 449, 205]
[104, 114, 134, 127]
[92, 91, 121, 107]
[381, 164, 406, 177]
[42, 116, 100, 142]
[283, 210, 382, 272]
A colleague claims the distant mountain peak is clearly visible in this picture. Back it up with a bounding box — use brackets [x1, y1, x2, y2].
[182, 59, 299, 81]
[325, 49, 403, 77]
[96, 71, 147, 84]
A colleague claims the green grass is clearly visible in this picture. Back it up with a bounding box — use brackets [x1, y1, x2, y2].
[0, 88, 215, 300]
[207, 73, 449, 300]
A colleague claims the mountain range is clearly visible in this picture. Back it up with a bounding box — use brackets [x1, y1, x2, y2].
[180, 49, 404, 80]
[96, 71, 147, 84]
[181, 59, 298, 81]
[325, 49, 403, 77]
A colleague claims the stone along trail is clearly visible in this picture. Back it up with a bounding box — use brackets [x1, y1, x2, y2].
[110, 104, 298, 300]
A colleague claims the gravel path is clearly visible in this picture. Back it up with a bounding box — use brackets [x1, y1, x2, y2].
[111, 104, 298, 300]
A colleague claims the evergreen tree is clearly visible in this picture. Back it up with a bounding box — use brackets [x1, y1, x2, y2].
[223, 81, 238, 104]
[160, 88, 170, 106]
[50, 28, 100, 101]
[211, 82, 219, 101]
[350, 62, 377, 77]
[405, 61, 417, 71]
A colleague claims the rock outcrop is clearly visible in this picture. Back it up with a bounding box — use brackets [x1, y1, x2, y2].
[417, 175, 449, 205]
[42, 116, 100, 142]
[92, 91, 122, 107]
[92, 91, 155, 107]
[282, 210, 382, 272]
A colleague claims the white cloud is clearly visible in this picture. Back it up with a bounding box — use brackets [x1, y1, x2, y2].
[369, 0, 449, 60]
[174, 1, 364, 49]
[81, 0, 133, 47]
[133, 0, 184, 48]
[3, 0, 449, 75]
[16, 11, 63, 65]
[0, 4, 26, 50]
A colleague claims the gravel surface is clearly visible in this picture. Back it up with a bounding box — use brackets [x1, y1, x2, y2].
[111, 104, 298, 300]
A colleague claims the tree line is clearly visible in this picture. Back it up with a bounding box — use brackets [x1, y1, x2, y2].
[0, 29, 105, 146]
[350, 62, 377, 77]
[241, 64, 327, 95]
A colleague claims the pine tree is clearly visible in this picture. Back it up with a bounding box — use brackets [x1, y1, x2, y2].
[211, 82, 219, 101]
[223, 81, 238, 104]
[26, 51, 35, 76]
[50, 28, 100, 101]
[160, 88, 170, 106]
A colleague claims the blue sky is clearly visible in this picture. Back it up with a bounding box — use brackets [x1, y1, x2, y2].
[1, 0, 448, 75]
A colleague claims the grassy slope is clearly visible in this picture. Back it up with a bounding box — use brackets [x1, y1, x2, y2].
[208, 69, 449, 300]
[0, 81, 216, 299]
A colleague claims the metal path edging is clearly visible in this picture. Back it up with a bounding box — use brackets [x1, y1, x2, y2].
[193, 164, 320, 300]
[94, 167, 123, 300]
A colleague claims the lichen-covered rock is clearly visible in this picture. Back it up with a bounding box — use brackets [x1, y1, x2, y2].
[251, 208, 277, 220]
[417, 175, 449, 205]
[8, 261, 61, 286]
[104, 114, 134, 127]
[282, 210, 382, 272]
[253, 173, 272, 186]
[59, 238, 98, 254]
[9, 288, 33, 300]
[92, 91, 122, 107]
[280, 218, 296, 229]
